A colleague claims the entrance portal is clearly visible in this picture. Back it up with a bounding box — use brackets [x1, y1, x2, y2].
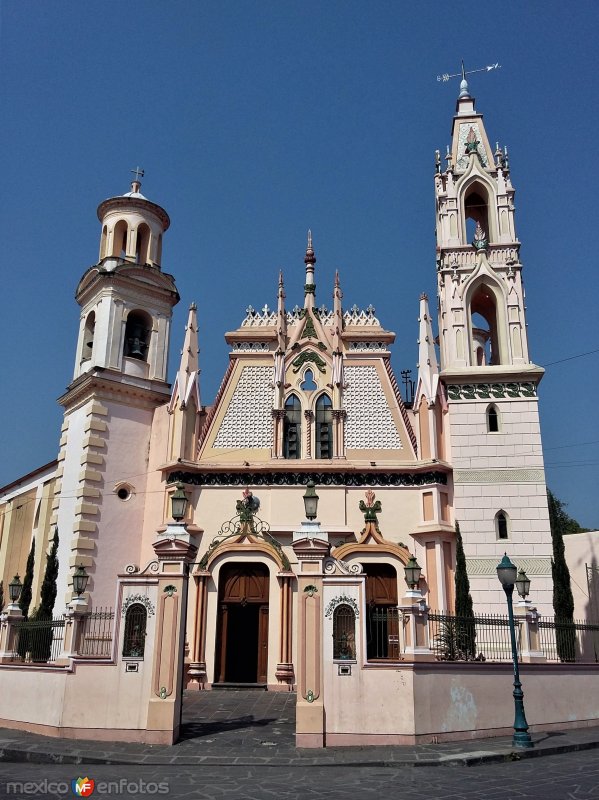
[215, 563, 269, 684]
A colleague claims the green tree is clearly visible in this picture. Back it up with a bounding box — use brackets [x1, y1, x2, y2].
[453, 521, 476, 659]
[547, 490, 576, 660]
[19, 539, 35, 619]
[0, 580, 4, 611]
[35, 528, 59, 620]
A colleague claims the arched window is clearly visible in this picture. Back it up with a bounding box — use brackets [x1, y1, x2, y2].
[363, 563, 398, 660]
[487, 404, 500, 433]
[333, 604, 356, 660]
[122, 603, 147, 658]
[283, 394, 301, 459]
[135, 223, 151, 265]
[124, 310, 152, 361]
[495, 511, 509, 541]
[112, 220, 128, 258]
[82, 311, 95, 361]
[315, 394, 332, 459]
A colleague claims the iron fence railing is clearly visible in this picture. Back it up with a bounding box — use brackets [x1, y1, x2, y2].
[11, 616, 66, 663]
[365, 606, 400, 660]
[79, 608, 115, 657]
[428, 611, 519, 662]
[538, 617, 599, 664]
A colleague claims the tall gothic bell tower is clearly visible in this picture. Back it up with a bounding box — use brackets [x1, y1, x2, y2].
[435, 79, 553, 610]
[51, 175, 179, 607]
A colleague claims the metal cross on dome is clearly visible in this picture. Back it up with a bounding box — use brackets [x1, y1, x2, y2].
[130, 166, 145, 182]
[437, 61, 501, 83]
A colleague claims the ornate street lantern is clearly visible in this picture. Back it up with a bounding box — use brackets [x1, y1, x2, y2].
[515, 569, 531, 600]
[72, 564, 89, 597]
[303, 481, 319, 521]
[171, 482, 188, 522]
[404, 556, 422, 590]
[8, 574, 22, 603]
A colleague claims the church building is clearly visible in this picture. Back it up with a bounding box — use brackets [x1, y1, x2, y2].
[0, 79, 568, 745]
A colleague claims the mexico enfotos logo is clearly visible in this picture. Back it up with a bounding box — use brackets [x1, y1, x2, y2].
[6, 776, 169, 795]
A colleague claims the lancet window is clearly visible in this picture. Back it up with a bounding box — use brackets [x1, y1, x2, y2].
[315, 394, 333, 459]
[283, 394, 302, 459]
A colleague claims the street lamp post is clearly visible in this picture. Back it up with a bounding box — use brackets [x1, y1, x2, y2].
[496, 553, 534, 748]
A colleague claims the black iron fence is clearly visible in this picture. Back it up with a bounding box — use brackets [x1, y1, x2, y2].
[538, 617, 599, 664]
[79, 608, 115, 657]
[428, 612, 518, 662]
[365, 606, 400, 660]
[11, 616, 66, 663]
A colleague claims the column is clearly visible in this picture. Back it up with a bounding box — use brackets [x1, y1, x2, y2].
[187, 571, 209, 689]
[275, 573, 294, 686]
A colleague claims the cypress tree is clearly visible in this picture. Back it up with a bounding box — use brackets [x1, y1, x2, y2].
[0, 580, 4, 611]
[547, 491, 576, 661]
[35, 528, 59, 620]
[454, 521, 476, 659]
[19, 539, 35, 619]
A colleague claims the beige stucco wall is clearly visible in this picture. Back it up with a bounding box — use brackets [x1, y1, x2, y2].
[324, 662, 599, 744]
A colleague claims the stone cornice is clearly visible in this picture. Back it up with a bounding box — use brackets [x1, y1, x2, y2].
[76, 263, 179, 308]
[59, 369, 171, 411]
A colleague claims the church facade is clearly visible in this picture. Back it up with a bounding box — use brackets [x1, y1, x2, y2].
[0, 82, 567, 744]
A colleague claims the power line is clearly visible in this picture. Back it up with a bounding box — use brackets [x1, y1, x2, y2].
[541, 347, 599, 367]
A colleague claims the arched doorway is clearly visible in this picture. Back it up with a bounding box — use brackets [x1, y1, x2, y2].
[215, 562, 269, 684]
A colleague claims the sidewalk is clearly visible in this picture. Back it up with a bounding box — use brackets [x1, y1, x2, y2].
[1, 690, 598, 768]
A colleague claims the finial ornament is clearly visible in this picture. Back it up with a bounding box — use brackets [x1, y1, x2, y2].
[304, 230, 316, 265]
[472, 221, 488, 252]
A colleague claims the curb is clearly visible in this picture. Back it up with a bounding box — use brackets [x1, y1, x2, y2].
[1, 738, 599, 768]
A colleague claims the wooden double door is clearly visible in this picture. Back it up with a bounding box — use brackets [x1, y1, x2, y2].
[215, 563, 269, 684]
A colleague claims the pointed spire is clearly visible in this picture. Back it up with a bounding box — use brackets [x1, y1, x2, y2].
[304, 230, 316, 307]
[458, 60, 470, 99]
[171, 303, 201, 411]
[277, 270, 287, 350]
[416, 293, 439, 404]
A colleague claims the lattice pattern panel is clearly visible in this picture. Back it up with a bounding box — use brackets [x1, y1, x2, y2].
[213, 366, 273, 448]
[343, 365, 402, 449]
[454, 468, 546, 484]
[466, 557, 552, 577]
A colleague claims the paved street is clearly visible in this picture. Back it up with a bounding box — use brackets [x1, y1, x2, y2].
[1, 748, 599, 799]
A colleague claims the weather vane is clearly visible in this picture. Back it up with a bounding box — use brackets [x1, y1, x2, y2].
[437, 61, 501, 83]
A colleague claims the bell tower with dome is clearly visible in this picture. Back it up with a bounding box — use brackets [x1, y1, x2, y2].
[51, 173, 179, 607]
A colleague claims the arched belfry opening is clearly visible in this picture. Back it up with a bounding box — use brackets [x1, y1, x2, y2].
[124, 309, 152, 361]
[470, 284, 501, 366]
[112, 219, 129, 258]
[82, 311, 95, 361]
[464, 183, 490, 245]
[135, 223, 151, 265]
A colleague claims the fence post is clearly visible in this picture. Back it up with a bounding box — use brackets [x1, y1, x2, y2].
[514, 603, 546, 663]
[0, 604, 24, 663]
[398, 594, 434, 661]
[55, 600, 88, 664]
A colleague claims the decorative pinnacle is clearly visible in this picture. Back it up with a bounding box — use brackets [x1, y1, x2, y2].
[189, 302, 197, 311]
[279, 270, 284, 287]
[304, 229, 316, 265]
[420, 292, 428, 301]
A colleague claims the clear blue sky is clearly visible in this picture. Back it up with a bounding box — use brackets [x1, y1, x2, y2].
[1, 1, 597, 527]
